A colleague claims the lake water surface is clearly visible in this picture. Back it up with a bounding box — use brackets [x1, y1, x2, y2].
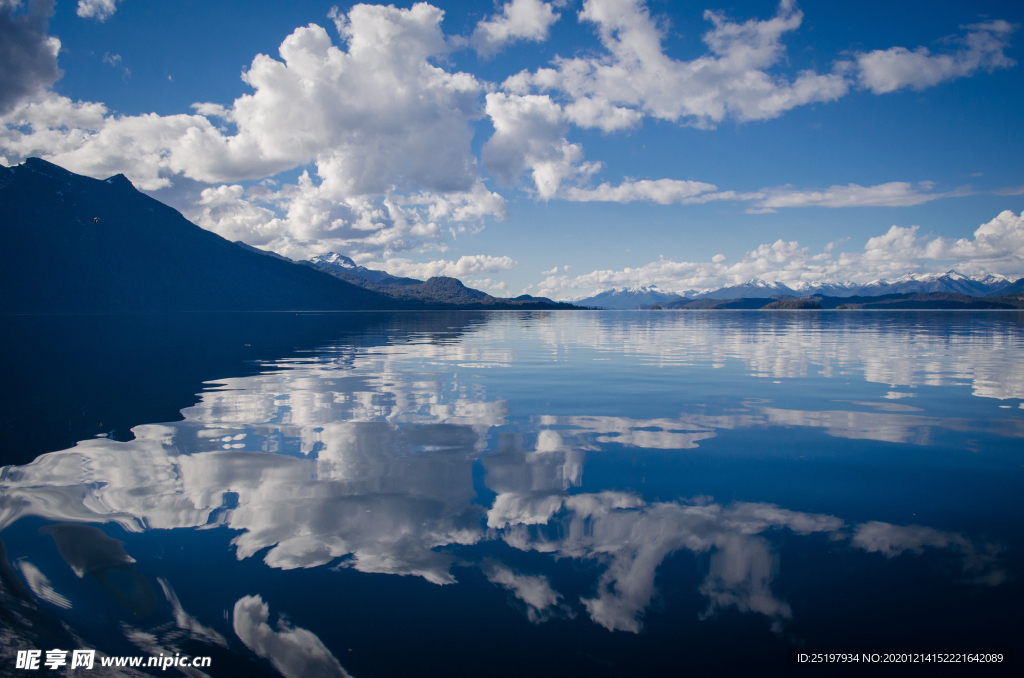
[1, 311, 1022, 676]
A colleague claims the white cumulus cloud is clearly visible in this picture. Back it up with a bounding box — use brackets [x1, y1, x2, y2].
[482, 92, 597, 199]
[380, 254, 517, 279]
[188, 169, 506, 261]
[489, 2, 1016, 202]
[504, 0, 850, 131]
[466, 278, 509, 294]
[856, 21, 1018, 94]
[471, 0, 562, 57]
[1, 4, 509, 259]
[77, 0, 121, 23]
[922, 209, 1024, 274]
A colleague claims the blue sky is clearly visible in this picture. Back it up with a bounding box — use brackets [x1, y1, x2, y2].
[2, 0, 1023, 298]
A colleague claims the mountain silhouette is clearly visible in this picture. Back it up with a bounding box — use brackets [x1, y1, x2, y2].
[0, 158, 405, 312]
[0, 159, 569, 312]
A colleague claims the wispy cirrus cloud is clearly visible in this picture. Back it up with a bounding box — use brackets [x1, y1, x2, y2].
[558, 178, 966, 210]
[564, 178, 718, 204]
[751, 181, 971, 212]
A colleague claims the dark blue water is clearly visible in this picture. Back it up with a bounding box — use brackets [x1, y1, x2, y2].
[1, 311, 1021, 676]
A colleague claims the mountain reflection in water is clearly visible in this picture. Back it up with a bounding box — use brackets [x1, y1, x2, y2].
[1, 311, 1021, 676]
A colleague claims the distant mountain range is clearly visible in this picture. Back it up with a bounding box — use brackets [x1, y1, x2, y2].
[0, 158, 572, 312]
[572, 285, 689, 310]
[575, 271, 1022, 308]
[301, 252, 563, 306]
[785, 271, 1015, 298]
[661, 292, 1024, 311]
[697, 280, 801, 300]
[306, 252, 421, 286]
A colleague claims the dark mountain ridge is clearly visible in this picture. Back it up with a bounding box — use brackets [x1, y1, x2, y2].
[664, 297, 775, 310]
[304, 253, 568, 308]
[0, 159, 571, 312]
[816, 292, 1024, 310]
[0, 158, 399, 312]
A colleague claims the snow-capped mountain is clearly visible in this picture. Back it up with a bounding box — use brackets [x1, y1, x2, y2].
[696, 280, 797, 299]
[786, 280, 862, 296]
[574, 285, 687, 309]
[990, 278, 1024, 295]
[596, 271, 1020, 305]
[790, 271, 1012, 297]
[306, 253, 397, 283]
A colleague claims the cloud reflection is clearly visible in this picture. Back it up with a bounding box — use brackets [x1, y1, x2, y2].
[480, 559, 571, 624]
[0, 312, 1016, 643]
[15, 560, 70, 609]
[234, 595, 353, 678]
[0, 410, 1008, 636]
[529, 313, 1024, 401]
[1, 420, 484, 584]
[853, 521, 1007, 586]
[490, 489, 843, 632]
[542, 401, 1024, 448]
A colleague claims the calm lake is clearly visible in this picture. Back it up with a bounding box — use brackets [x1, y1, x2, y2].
[1, 311, 1022, 676]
